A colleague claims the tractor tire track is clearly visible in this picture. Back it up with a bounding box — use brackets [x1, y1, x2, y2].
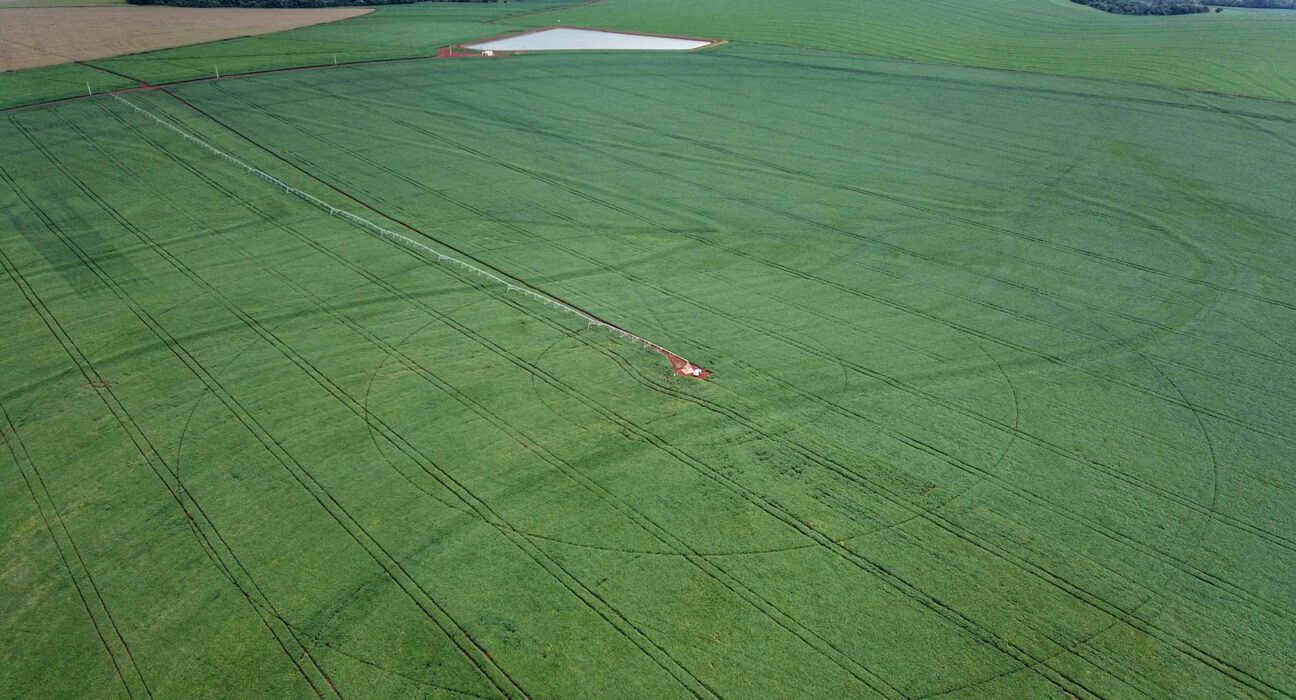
[389, 146, 1270, 575]
[150, 83, 1284, 697]
[218, 219, 904, 700]
[128, 85, 1104, 698]
[0, 399, 148, 699]
[169, 81, 1264, 694]
[284, 621, 498, 700]
[486, 194, 1289, 568]
[502, 73, 1296, 385]
[9, 117, 521, 700]
[0, 153, 336, 700]
[316, 82, 1296, 452]
[43, 103, 720, 700]
[597, 343, 1284, 699]
[107, 107, 904, 698]
[579, 66, 1296, 314]
[485, 73, 1296, 385]
[97, 104, 727, 700]
[661, 237, 1296, 558]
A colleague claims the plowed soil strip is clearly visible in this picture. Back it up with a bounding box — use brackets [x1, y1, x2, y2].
[0, 7, 371, 72]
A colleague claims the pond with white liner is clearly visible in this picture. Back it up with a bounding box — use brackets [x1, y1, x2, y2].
[464, 28, 714, 53]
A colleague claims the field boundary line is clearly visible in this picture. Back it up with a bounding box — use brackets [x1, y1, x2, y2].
[108, 92, 705, 376]
[6, 37, 1293, 118]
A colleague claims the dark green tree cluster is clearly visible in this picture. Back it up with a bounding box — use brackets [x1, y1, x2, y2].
[1072, 0, 1295, 13]
[1209, 0, 1296, 8]
[126, 0, 496, 7]
[1069, 0, 1209, 15]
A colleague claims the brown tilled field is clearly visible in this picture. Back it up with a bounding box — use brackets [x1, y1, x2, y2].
[0, 6, 370, 72]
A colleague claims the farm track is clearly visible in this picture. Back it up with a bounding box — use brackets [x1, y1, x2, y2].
[522, 104, 1277, 410]
[0, 400, 151, 699]
[11, 101, 746, 700]
[4, 116, 528, 700]
[563, 71, 1296, 315]
[206, 84, 1009, 500]
[429, 79, 1293, 692]
[171, 78, 1296, 694]
[40, 60, 1285, 694]
[225, 61, 1254, 541]
[97, 94, 907, 700]
[654, 73, 1296, 365]
[193, 190, 905, 700]
[121, 84, 1285, 694]
[3, 30, 1294, 697]
[264, 84, 1237, 541]
[325, 73, 1296, 424]
[283, 620, 499, 700]
[181, 88, 967, 514]
[482, 122, 1291, 644]
[468, 75, 1296, 452]
[44, 89, 1089, 697]
[0, 152, 342, 700]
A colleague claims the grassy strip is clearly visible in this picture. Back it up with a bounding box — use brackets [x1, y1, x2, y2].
[0, 63, 135, 110]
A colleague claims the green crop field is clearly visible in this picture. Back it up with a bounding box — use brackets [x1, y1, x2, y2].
[3, 1, 1295, 698]
[502, 0, 1296, 101]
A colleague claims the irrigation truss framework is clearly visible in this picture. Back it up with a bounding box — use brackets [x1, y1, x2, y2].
[110, 92, 708, 378]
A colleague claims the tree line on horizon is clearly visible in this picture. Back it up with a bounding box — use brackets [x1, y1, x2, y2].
[1071, 0, 1295, 14]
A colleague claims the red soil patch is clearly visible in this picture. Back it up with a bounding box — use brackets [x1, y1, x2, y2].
[661, 350, 709, 379]
[435, 45, 493, 59]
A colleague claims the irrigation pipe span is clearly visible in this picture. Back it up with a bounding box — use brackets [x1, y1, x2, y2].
[111, 93, 705, 375]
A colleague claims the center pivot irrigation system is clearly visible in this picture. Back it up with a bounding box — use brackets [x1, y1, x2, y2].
[111, 93, 709, 379]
